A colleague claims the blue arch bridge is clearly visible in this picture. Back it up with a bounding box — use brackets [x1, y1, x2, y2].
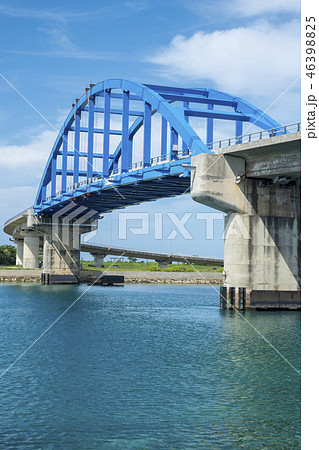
[34, 79, 280, 215]
[4, 79, 301, 309]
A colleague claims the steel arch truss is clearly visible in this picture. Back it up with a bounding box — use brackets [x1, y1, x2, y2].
[34, 79, 280, 215]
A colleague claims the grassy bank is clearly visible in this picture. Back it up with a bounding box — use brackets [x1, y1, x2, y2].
[81, 260, 223, 273]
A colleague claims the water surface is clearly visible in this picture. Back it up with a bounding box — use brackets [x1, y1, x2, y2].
[0, 284, 301, 448]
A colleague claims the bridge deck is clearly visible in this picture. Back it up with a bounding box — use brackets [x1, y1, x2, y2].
[219, 132, 301, 179]
[67, 173, 191, 215]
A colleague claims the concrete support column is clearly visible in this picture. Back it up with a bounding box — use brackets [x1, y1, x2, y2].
[42, 234, 51, 273]
[92, 253, 105, 268]
[42, 226, 81, 282]
[41, 217, 98, 284]
[156, 260, 168, 269]
[27, 208, 35, 227]
[191, 151, 301, 310]
[223, 214, 300, 308]
[14, 239, 23, 265]
[23, 235, 40, 269]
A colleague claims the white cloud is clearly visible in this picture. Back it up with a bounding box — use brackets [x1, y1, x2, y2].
[0, 129, 55, 243]
[39, 27, 78, 53]
[125, 1, 149, 11]
[188, 0, 300, 20]
[0, 4, 112, 61]
[0, 129, 56, 187]
[148, 20, 300, 109]
[0, 48, 114, 61]
[230, 0, 300, 17]
[0, 4, 101, 22]
[0, 186, 40, 243]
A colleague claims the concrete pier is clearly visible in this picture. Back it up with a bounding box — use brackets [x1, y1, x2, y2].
[14, 239, 23, 266]
[191, 133, 301, 309]
[91, 253, 106, 268]
[22, 234, 40, 269]
[42, 226, 81, 284]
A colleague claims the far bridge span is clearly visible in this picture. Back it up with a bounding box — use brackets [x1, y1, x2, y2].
[81, 242, 223, 268]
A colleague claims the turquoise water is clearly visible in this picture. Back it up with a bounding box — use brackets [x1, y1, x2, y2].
[0, 284, 300, 449]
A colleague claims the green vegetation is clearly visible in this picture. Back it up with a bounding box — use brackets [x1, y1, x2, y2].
[0, 245, 16, 266]
[81, 260, 223, 273]
[0, 251, 223, 273]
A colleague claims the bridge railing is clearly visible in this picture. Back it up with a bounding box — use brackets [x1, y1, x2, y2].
[207, 122, 301, 152]
[129, 150, 191, 171]
[45, 149, 192, 202]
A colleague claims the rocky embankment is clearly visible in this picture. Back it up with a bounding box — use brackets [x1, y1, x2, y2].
[80, 270, 223, 285]
[0, 270, 42, 283]
[0, 269, 223, 285]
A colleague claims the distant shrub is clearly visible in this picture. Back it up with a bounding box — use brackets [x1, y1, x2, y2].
[162, 265, 195, 272]
[0, 245, 16, 266]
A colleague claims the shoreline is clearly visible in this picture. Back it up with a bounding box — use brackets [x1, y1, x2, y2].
[0, 270, 223, 285]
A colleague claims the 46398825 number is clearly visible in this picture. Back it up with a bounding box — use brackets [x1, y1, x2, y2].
[306, 17, 316, 79]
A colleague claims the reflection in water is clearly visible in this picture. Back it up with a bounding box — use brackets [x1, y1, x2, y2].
[0, 284, 300, 448]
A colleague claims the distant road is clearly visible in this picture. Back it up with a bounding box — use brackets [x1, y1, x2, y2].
[81, 243, 224, 267]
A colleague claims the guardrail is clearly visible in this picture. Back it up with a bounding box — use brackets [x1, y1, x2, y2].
[207, 122, 301, 152]
[45, 123, 299, 203]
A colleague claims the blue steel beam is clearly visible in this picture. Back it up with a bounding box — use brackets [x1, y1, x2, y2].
[50, 156, 56, 198]
[170, 127, 178, 160]
[83, 106, 144, 116]
[161, 117, 168, 157]
[87, 96, 95, 181]
[41, 186, 46, 203]
[184, 108, 250, 121]
[57, 151, 104, 158]
[143, 102, 152, 167]
[103, 92, 142, 101]
[160, 93, 237, 107]
[235, 121, 243, 144]
[183, 101, 189, 151]
[61, 131, 68, 193]
[56, 169, 100, 176]
[103, 89, 111, 177]
[121, 90, 130, 172]
[70, 127, 122, 135]
[206, 103, 214, 144]
[145, 84, 209, 97]
[73, 110, 80, 186]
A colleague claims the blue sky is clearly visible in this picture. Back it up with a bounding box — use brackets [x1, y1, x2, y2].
[0, 0, 301, 257]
